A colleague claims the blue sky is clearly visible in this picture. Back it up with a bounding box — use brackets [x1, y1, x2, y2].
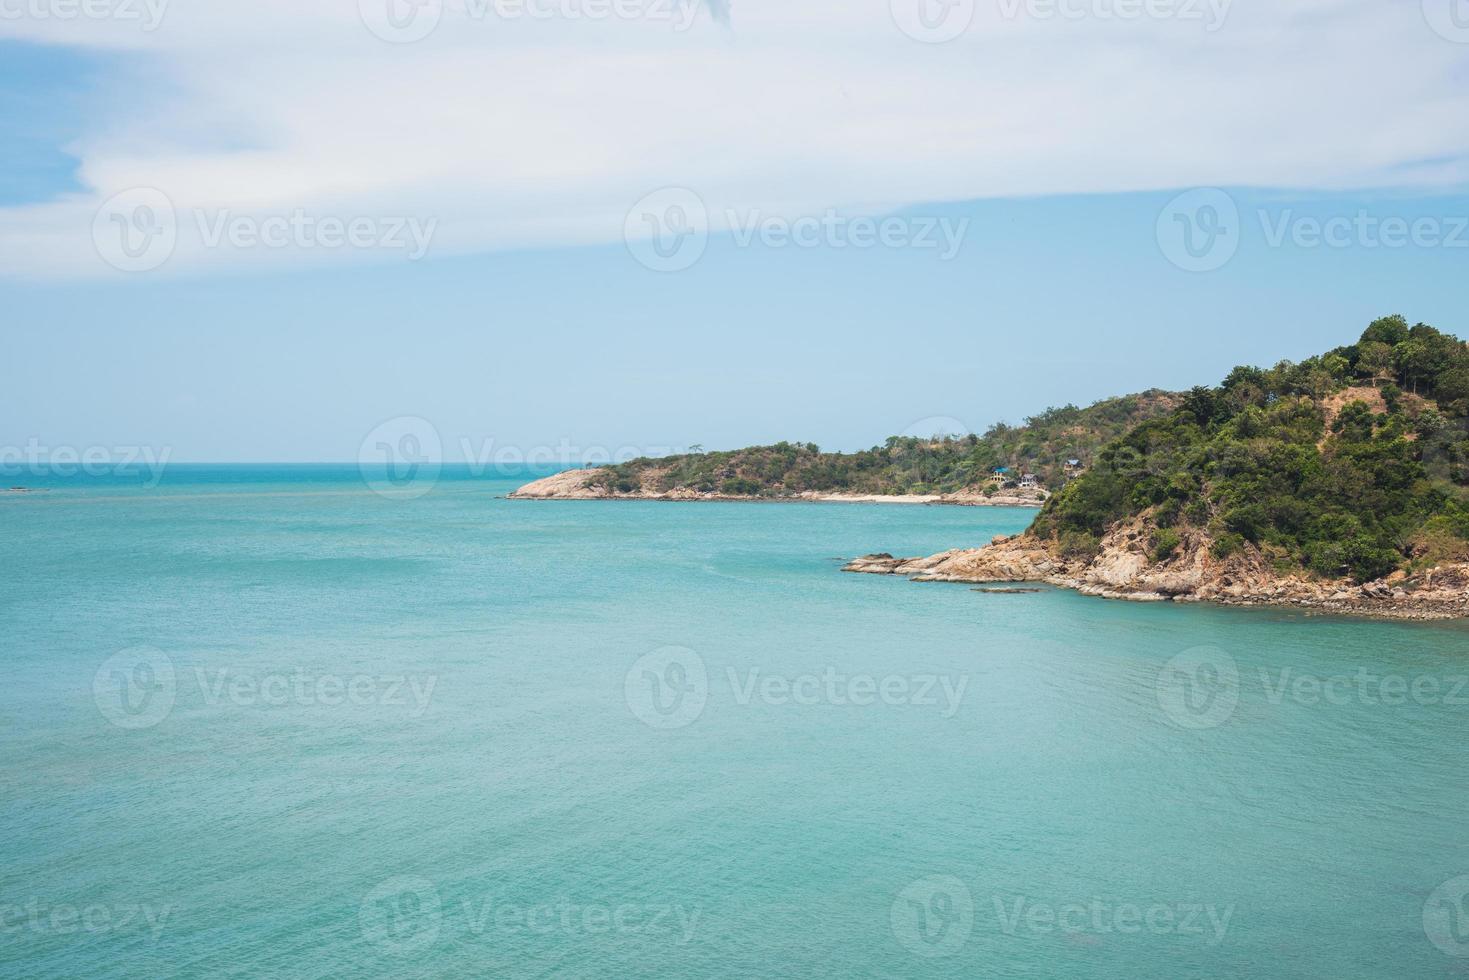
[2, 3, 1468, 461]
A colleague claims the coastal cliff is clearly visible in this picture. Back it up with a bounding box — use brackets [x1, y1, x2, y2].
[849, 315, 1469, 619]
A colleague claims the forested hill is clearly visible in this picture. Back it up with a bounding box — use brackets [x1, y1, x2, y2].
[586, 390, 1181, 498]
[1032, 315, 1469, 583]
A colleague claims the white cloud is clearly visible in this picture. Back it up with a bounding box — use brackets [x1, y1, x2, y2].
[2, 0, 1467, 277]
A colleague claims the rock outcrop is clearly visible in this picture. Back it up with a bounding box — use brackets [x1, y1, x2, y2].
[844, 523, 1469, 620]
[508, 469, 612, 499]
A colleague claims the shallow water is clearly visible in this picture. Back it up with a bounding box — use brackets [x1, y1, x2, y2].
[2, 466, 1467, 978]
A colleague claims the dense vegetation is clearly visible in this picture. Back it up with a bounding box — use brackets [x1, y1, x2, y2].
[1032, 316, 1469, 583]
[588, 391, 1180, 498]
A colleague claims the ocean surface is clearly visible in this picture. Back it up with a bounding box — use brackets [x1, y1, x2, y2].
[2, 464, 1467, 978]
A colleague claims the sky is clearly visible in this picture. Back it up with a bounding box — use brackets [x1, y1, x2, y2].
[2, 0, 1468, 462]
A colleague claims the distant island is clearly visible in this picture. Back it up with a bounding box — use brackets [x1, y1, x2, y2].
[510, 390, 1182, 506]
[514, 315, 1469, 619]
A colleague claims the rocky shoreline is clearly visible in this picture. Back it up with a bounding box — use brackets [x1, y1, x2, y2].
[843, 524, 1469, 621]
[509, 468, 1048, 508]
[512, 472, 1469, 621]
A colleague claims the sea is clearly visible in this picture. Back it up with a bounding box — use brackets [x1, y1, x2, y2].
[2, 464, 1466, 978]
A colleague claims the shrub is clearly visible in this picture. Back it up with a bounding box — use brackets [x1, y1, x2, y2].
[720, 478, 764, 496]
[1210, 533, 1245, 560]
[1151, 528, 1181, 562]
[1057, 530, 1102, 561]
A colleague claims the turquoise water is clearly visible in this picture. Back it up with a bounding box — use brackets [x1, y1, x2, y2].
[2, 465, 1467, 978]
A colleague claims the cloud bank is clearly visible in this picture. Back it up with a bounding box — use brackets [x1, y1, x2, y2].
[2, 0, 1467, 277]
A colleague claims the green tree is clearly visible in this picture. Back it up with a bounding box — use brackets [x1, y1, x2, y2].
[1356, 341, 1393, 387]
